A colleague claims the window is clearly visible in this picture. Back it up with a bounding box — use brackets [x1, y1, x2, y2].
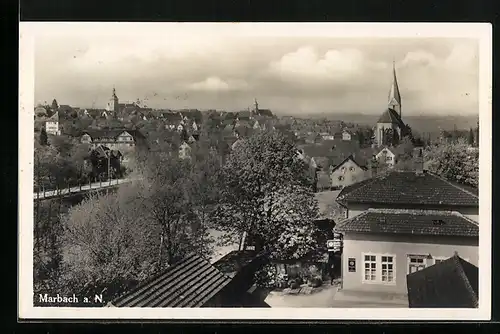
[349, 167, 355, 172]
[386, 156, 392, 161]
[361, 254, 397, 284]
[341, 167, 346, 172]
[408, 255, 427, 274]
[363, 255, 377, 281]
[338, 176, 344, 181]
[381, 256, 395, 282]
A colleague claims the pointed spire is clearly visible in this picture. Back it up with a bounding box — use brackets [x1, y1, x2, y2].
[388, 59, 402, 117]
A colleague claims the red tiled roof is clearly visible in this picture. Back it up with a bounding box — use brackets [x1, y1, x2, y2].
[111, 253, 232, 307]
[334, 208, 478, 237]
[337, 171, 478, 207]
[407, 255, 478, 308]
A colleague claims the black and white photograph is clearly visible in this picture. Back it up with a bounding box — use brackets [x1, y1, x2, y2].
[19, 22, 492, 320]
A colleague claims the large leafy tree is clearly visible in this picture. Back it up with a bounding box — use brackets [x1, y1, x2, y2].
[138, 149, 215, 269]
[39, 127, 48, 146]
[424, 137, 478, 188]
[214, 131, 320, 261]
[61, 185, 159, 301]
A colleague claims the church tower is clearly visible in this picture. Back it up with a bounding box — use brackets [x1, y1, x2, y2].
[106, 86, 119, 113]
[388, 61, 402, 117]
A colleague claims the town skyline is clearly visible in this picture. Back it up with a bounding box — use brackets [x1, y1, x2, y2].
[35, 33, 478, 117]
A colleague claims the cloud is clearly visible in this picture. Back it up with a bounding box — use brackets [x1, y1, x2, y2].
[187, 77, 249, 92]
[34, 35, 479, 116]
[399, 43, 477, 73]
[400, 50, 437, 68]
[269, 46, 387, 82]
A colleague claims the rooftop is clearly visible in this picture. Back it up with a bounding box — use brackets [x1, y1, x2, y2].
[337, 171, 478, 207]
[407, 255, 478, 308]
[377, 108, 405, 126]
[82, 128, 145, 140]
[110, 253, 232, 307]
[334, 208, 478, 237]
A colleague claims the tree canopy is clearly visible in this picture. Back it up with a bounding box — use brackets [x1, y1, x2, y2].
[424, 137, 478, 188]
[214, 131, 320, 261]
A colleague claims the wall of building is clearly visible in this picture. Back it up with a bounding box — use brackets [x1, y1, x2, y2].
[330, 159, 368, 189]
[45, 121, 60, 135]
[341, 232, 478, 294]
[376, 122, 400, 147]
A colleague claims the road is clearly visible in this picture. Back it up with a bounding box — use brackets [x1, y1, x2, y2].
[33, 178, 136, 200]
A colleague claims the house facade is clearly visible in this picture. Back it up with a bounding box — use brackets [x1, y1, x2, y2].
[329, 155, 368, 190]
[336, 210, 478, 295]
[375, 147, 397, 168]
[179, 141, 192, 159]
[80, 129, 145, 166]
[334, 170, 479, 296]
[342, 130, 352, 141]
[45, 112, 61, 135]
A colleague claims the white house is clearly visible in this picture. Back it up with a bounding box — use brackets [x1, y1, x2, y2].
[45, 112, 61, 135]
[179, 142, 192, 159]
[375, 147, 397, 168]
[342, 130, 352, 141]
[334, 170, 479, 298]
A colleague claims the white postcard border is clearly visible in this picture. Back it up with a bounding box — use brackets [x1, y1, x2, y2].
[19, 22, 492, 320]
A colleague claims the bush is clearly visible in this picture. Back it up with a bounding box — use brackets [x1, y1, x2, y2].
[288, 278, 301, 289]
[255, 264, 277, 289]
[308, 275, 322, 288]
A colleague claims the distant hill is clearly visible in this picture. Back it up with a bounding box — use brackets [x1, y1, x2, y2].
[284, 112, 478, 134]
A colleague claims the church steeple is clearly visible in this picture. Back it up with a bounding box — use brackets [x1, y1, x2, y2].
[106, 86, 119, 113]
[388, 60, 402, 117]
[254, 98, 259, 113]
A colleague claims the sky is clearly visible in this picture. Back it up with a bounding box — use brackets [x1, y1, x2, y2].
[34, 28, 479, 117]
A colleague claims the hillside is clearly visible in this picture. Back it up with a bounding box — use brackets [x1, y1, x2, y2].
[285, 112, 478, 134]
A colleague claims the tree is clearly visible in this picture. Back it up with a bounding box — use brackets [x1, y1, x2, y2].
[424, 138, 478, 188]
[33, 199, 64, 304]
[61, 185, 159, 301]
[138, 150, 215, 269]
[468, 128, 475, 146]
[51, 99, 59, 111]
[40, 127, 48, 146]
[214, 131, 320, 261]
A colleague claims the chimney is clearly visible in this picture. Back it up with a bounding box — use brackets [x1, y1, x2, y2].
[413, 147, 424, 175]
